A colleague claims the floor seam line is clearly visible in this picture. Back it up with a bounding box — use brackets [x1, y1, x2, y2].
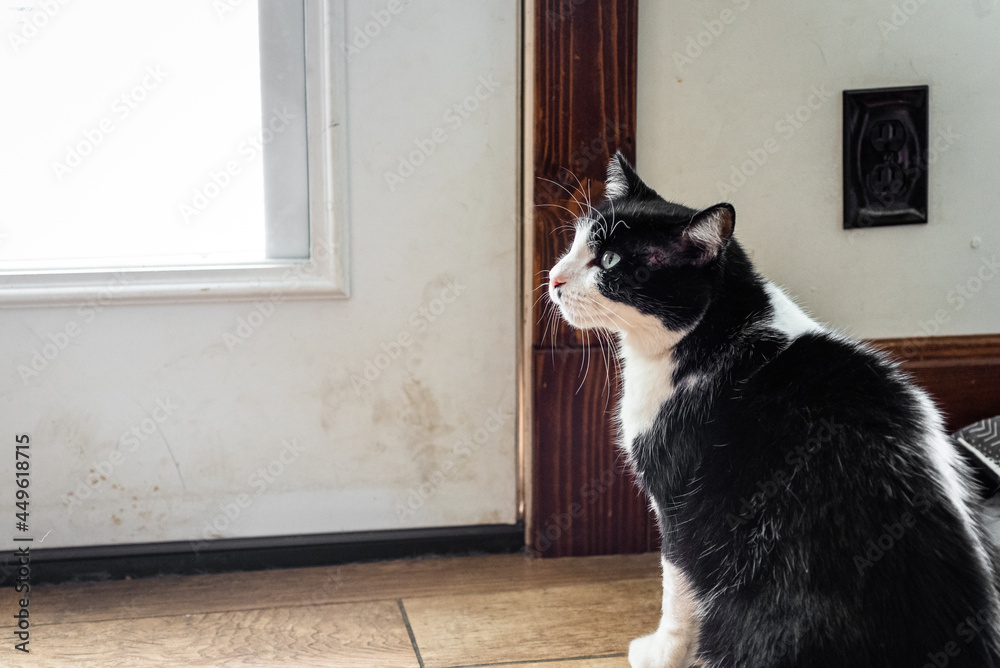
[398, 598, 425, 668]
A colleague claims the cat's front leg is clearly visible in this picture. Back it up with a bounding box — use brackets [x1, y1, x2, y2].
[629, 557, 700, 668]
[628, 632, 699, 668]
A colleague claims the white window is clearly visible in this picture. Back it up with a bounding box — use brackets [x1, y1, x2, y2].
[0, 0, 347, 305]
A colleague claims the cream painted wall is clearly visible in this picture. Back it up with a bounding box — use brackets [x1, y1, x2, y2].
[638, 0, 1000, 340]
[0, 1, 518, 549]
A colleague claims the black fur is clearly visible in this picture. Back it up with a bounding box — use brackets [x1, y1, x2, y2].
[565, 154, 1000, 667]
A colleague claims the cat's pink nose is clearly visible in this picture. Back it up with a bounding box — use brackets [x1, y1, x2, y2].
[550, 272, 566, 289]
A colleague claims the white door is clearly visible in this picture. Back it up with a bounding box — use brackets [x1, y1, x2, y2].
[0, 0, 519, 551]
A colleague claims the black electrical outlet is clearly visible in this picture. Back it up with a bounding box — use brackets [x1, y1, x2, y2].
[843, 85, 928, 229]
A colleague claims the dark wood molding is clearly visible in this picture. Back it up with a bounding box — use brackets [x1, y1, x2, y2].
[533, 0, 638, 351]
[530, 0, 647, 557]
[531, 347, 652, 557]
[870, 333, 1000, 363]
[869, 334, 1000, 432]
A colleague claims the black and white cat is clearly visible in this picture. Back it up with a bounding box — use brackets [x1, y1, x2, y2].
[548, 153, 1000, 668]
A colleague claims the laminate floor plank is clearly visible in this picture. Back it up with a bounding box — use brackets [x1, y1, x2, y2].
[3, 599, 418, 668]
[403, 579, 660, 668]
[1, 553, 664, 667]
[6, 553, 659, 627]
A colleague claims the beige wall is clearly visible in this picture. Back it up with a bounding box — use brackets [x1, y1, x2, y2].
[638, 0, 1000, 339]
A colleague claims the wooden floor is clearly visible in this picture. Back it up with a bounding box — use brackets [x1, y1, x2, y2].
[1, 552, 662, 667]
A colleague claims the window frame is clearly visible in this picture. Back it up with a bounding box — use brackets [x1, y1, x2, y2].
[0, 0, 349, 308]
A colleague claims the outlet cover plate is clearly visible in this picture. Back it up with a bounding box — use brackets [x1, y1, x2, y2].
[843, 85, 929, 230]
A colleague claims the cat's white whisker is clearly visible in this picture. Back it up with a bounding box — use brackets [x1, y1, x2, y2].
[538, 175, 589, 220]
[564, 168, 592, 214]
[595, 327, 619, 411]
[532, 290, 553, 310]
[575, 327, 592, 395]
[584, 295, 635, 330]
[537, 202, 587, 226]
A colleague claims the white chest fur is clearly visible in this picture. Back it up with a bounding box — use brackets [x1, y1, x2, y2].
[618, 340, 678, 456]
[615, 283, 818, 458]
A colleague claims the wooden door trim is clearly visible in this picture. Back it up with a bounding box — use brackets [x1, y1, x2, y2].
[527, 0, 643, 557]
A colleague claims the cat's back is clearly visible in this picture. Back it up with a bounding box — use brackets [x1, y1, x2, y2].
[737, 329, 919, 428]
[707, 329, 931, 529]
[696, 330, 1000, 667]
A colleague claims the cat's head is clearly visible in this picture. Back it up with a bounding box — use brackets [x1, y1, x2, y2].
[548, 153, 735, 350]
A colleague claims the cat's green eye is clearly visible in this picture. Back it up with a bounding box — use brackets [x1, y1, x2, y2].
[601, 250, 621, 269]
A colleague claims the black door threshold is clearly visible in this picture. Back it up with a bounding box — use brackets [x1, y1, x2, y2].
[2, 523, 524, 586]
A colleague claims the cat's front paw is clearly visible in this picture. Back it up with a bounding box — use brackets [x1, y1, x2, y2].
[628, 630, 697, 668]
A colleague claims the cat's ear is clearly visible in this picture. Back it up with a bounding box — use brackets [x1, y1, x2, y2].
[605, 151, 655, 201]
[682, 203, 735, 263]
